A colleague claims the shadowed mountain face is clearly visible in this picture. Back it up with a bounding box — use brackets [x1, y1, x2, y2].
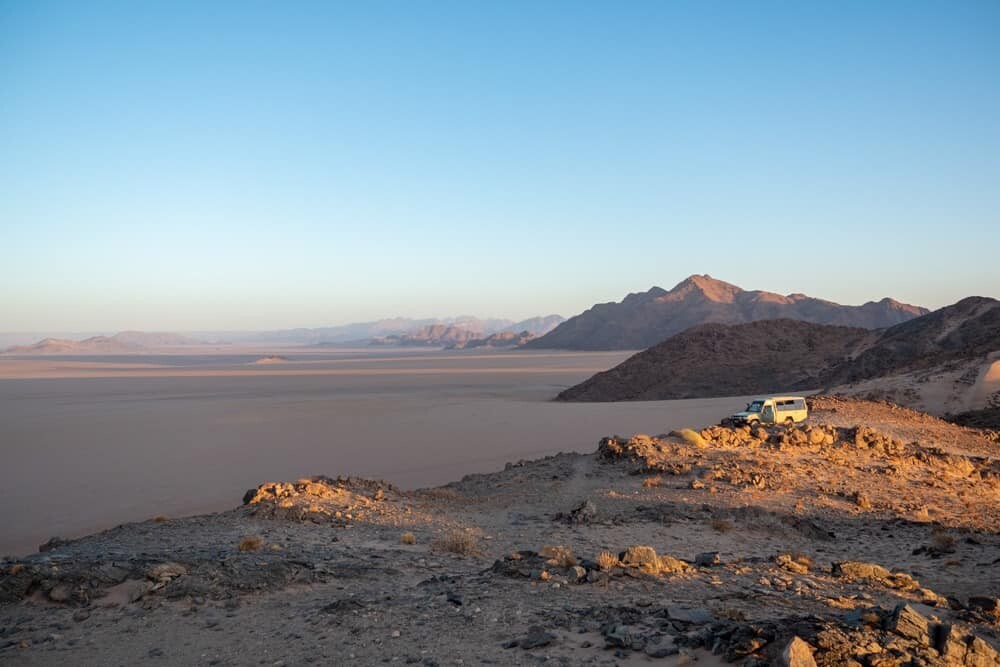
[528, 275, 927, 351]
[557, 297, 1000, 404]
[556, 320, 874, 401]
[820, 296, 1000, 385]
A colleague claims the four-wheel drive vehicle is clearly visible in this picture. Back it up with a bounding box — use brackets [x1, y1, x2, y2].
[728, 396, 808, 426]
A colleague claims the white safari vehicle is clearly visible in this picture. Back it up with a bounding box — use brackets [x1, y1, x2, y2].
[728, 396, 809, 426]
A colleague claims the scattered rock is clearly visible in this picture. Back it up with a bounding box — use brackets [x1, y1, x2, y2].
[695, 552, 721, 567]
[519, 626, 555, 649]
[886, 604, 930, 645]
[779, 636, 817, 667]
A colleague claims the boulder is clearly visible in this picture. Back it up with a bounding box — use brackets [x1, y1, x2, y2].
[569, 499, 597, 524]
[695, 552, 721, 567]
[779, 636, 817, 667]
[887, 604, 930, 645]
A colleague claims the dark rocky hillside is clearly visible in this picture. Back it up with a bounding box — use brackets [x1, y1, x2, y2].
[556, 320, 873, 401]
[557, 297, 999, 404]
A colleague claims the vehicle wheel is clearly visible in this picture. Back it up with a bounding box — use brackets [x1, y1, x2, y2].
[785, 417, 795, 425]
[748, 419, 759, 427]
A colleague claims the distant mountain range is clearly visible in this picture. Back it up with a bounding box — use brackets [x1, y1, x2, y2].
[228, 315, 564, 346]
[3, 331, 205, 354]
[2, 316, 566, 353]
[448, 330, 538, 350]
[527, 275, 928, 350]
[369, 315, 564, 348]
[557, 296, 1000, 416]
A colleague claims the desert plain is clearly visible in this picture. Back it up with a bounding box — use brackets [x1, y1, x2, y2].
[0, 347, 752, 557]
[1, 347, 999, 666]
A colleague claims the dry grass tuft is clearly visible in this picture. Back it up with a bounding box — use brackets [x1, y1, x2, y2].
[710, 518, 733, 533]
[596, 551, 619, 572]
[714, 607, 747, 621]
[861, 611, 881, 627]
[930, 528, 956, 553]
[238, 535, 264, 552]
[539, 545, 577, 568]
[400, 531, 416, 545]
[153, 515, 169, 523]
[642, 476, 663, 488]
[793, 552, 814, 569]
[419, 488, 462, 502]
[9, 563, 24, 576]
[431, 530, 481, 557]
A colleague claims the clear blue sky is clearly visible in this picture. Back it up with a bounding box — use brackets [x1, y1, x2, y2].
[2, 1, 998, 331]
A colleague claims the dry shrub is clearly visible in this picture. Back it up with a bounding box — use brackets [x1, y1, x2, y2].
[714, 607, 746, 621]
[642, 476, 663, 488]
[431, 530, 481, 557]
[853, 492, 872, 510]
[419, 488, 461, 502]
[861, 611, 881, 627]
[710, 518, 733, 533]
[790, 552, 814, 570]
[400, 531, 416, 545]
[9, 563, 24, 576]
[153, 515, 169, 523]
[930, 528, 956, 553]
[238, 535, 264, 551]
[539, 545, 577, 568]
[596, 551, 619, 571]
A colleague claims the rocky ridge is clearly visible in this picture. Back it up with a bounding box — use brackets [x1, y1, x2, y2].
[528, 275, 927, 351]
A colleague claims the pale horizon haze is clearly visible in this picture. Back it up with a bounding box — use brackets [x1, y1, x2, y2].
[3, 2, 999, 331]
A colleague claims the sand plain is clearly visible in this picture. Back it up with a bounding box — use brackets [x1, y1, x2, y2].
[0, 348, 763, 557]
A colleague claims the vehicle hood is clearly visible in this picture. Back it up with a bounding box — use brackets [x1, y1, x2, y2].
[732, 411, 758, 419]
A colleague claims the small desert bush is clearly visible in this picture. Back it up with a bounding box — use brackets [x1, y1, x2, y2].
[153, 515, 169, 523]
[539, 545, 577, 568]
[9, 563, 24, 576]
[431, 530, 481, 557]
[642, 476, 663, 488]
[238, 535, 264, 552]
[710, 518, 733, 533]
[419, 488, 462, 502]
[673, 429, 708, 449]
[790, 552, 814, 570]
[400, 531, 416, 545]
[596, 551, 619, 572]
[713, 606, 746, 621]
[861, 611, 881, 627]
[930, 528, 956, 553]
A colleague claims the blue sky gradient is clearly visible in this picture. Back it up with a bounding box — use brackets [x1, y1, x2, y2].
[2, 1, 998, 330]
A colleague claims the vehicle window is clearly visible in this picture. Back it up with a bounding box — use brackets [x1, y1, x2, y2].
[747, 401, 764, 412]
[794, 399, 805, 410]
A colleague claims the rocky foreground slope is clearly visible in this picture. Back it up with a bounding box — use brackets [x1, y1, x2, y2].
[2, 397, 999, 665]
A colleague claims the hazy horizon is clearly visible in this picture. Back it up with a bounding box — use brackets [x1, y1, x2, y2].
[1, 271, 990, 338]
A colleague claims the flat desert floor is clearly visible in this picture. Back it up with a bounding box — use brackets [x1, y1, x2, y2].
[0, 348, 761, 557]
